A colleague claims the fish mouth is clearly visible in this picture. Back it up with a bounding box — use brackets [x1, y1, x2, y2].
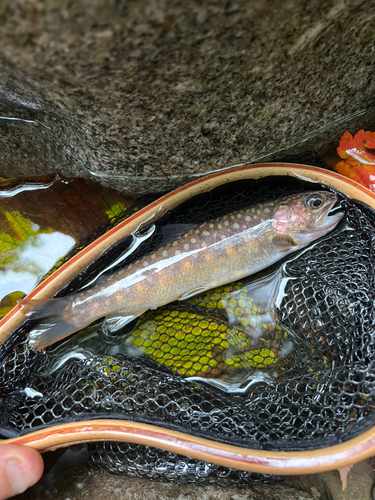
[318, 209, 344, 230]
[315, 197, 345, 233]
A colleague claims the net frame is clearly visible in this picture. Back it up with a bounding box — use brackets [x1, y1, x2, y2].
[1, 163, 375, 482]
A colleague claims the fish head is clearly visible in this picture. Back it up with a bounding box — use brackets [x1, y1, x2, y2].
[272, 191, 344, 248]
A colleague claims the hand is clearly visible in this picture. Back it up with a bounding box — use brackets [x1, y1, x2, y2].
[0, 445, 43, 499]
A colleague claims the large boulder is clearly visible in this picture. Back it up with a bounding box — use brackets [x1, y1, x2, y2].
[0, 0, 374, 192]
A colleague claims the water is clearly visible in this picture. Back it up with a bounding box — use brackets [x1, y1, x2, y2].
[0, 174, 137, 319]
[0, 175, 75, 317]
[40, 262, 317, 394]
[19, 178, 341, 394]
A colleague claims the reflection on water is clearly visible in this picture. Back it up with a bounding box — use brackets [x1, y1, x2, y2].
[0, 230, 75, 297]
[0, 177, 76, 316]
[0, 174, 137, 318]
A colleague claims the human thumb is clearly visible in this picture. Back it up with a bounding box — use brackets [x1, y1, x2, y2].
[0, 444, 44, 499]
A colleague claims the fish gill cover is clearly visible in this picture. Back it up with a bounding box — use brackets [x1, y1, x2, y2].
[1, 171, 375, 486]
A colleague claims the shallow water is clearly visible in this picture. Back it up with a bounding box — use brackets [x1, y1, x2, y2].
[0, 174, 138, 318]
[33, 182, 343, 394]
[40, 263, 317, 393]
[0, 174, 349, 408]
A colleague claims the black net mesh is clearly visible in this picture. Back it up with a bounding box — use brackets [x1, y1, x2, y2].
[88, 441, 278, 486]
[1, 164, 375, 486]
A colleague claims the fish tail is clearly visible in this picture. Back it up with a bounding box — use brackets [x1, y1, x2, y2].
[19, 298, 80, 351]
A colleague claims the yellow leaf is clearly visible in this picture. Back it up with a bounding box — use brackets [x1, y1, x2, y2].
[0, 231, 17, 252]
[4, 210, 39, 241]
[106, 202, 127, 219]
[0, 291, 25, 319]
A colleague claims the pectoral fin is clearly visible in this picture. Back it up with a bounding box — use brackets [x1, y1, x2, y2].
[178, 286, 211, 301]
[273, 234, 298, 252]
[104, 312, 145, 332]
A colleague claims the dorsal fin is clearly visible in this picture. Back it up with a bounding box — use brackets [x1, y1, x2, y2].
[161, 223, 197, 245]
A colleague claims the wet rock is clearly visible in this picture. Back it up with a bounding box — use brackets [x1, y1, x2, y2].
[0, 0, 374, 192]
[2, 1, 375, 497]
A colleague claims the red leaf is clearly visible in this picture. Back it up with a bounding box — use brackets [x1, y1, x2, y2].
[334, 130, 375, 191]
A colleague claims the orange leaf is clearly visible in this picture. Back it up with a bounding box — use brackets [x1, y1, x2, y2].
[334, 130, 375, 192]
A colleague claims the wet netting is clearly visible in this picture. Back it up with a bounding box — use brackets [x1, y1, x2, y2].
[1, 163, 375, 486]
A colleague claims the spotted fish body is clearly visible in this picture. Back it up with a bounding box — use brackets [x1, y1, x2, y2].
[26, 191, 343, 350]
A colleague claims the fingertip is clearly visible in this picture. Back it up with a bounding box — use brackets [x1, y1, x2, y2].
[0, 445, 44, 499]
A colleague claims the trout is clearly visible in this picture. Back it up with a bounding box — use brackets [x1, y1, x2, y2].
[24, 191, 343, 350]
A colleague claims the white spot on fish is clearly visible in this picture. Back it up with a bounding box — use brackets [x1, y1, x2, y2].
[264, 207, 270, 214]
[143, 261, 149, 267]
[218, 224, 222, 229]
[175, 250, 181, 255]
[173, 241, 177, 246]
[245, 216, 251, 221]
[230, 215, 235, 220]
[209, 223, 214, 228]
[251, 208, 255, 213]
[162, 251, 168, 257]
[237, 214, 242, 219]
[191, 238, 196, 243]
[224, 221, 229, 226]
[233, 223, 239, 229]
[203, 231, 210, 236]
[184, 244, 189, 250]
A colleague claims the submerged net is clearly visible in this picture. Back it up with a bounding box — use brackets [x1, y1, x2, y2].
[1, 168, 375, 486]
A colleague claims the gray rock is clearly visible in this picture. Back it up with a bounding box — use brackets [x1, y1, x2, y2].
[13, 447, 318, 500]
[19, 467, 317, 500]
[318, 459, 375, 500]
[0, 0, 374, 192]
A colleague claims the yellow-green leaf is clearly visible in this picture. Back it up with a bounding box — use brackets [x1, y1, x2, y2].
[105, 202, 127, 219]
[5, 210, 40, 241]
[0, 291, 25, 319]
[0, 231, 18, 252]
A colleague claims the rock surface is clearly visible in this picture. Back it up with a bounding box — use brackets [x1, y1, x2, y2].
[318, 459, 375, 500]
[13, 446, 374, 500]
[0, 0, 375, 192]
[16, 449, 317, 500]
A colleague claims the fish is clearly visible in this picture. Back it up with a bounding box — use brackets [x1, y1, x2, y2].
[22, 191, 344, 350]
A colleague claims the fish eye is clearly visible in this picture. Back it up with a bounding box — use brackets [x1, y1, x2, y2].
[306, 194, 325, 209]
